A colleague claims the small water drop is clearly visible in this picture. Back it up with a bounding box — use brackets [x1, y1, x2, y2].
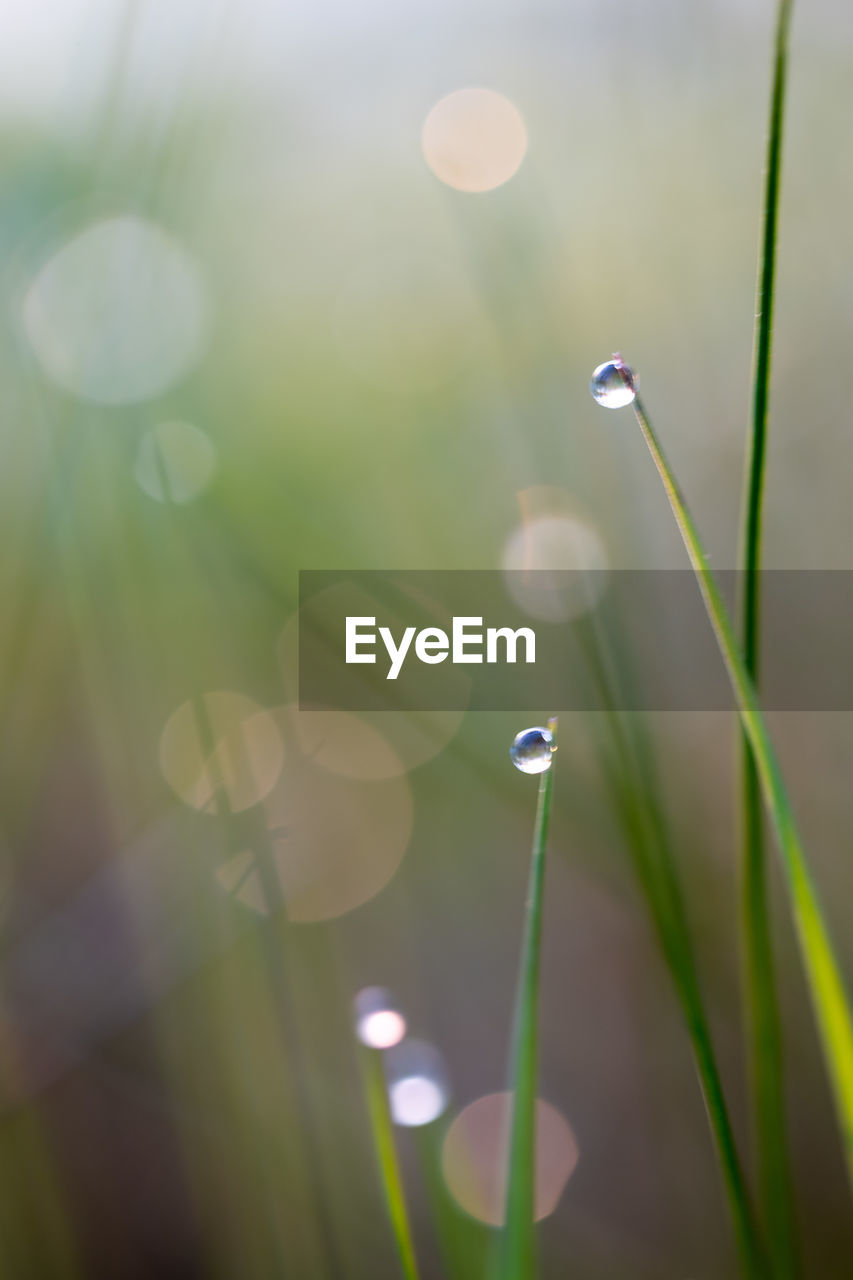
[590, 356, 637, 408]
[510, 726, 554, 774]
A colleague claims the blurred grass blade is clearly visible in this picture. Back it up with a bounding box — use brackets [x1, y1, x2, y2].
[613, 763, 765, 1278]
[739, 1, 798, 1272]
[575, 619, 764, 1276]
[361, 1047, 421, 1280]
[495, 721, 557, 1280]
[413, 1126, 488, 1280]
[633, 392, 853, 1192]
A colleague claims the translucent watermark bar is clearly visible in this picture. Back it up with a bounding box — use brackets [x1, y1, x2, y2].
[298, 570, 853, 712]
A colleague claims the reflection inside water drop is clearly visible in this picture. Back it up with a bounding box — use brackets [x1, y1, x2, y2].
[510, 726, 554, 774]
[590, 357, 637, 408]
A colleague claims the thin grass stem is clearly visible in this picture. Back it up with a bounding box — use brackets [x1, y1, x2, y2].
[739, 2, 798, 1273]
[632, 392, 853, 1193]
[495, 719, 557, 1280]
[361, 1046, 421, 1280]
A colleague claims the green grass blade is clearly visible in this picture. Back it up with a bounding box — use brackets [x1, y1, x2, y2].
[495, 722, 556, 1280]
[740, 749, 794, 1276]
[742, 0, 793, 607]
[610, 770, 764, 1272]
[739, 2, 798, 1272]
[575, 620, 765, 1276]
[632, 392, 853, 1192]
[413, 1126, 489, 1280]
[361, 1046, 421, 1280]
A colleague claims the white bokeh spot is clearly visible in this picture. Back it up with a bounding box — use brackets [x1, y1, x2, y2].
[24, 215, 209, 405]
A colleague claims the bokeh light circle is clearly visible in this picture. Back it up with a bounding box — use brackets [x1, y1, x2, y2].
[288, 709, 407, 782]
[159, 692, 284, 814]
[260, 704, 413, 922]
[390, 1076, 447, 1127]
[354, 987, 407, 1049]
[385, 1039, 449, 1127]
[442, 1092, 578, 1224]
[23, 215, 208, 404]
[422, 89, 528, 193]
[278, 609, 465, 774]
[362, 1011, 407, 1050]
[135, 421, 216, 504]
[502, 512, 608, 621]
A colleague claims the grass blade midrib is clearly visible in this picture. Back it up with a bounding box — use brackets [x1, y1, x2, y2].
[739, 1, 798, 1273]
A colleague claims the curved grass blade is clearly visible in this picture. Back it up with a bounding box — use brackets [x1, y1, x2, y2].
[494, 719, 557, 1280]
[739, 2, 798, 1272]
[360, 1046, 421, 1280]
[632, 391, 853, 1193]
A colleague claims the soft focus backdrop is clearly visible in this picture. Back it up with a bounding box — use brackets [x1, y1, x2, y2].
[2, 0, 853, 1276]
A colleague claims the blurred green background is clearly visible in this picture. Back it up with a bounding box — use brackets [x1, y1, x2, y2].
[2, 0, 853, 1275]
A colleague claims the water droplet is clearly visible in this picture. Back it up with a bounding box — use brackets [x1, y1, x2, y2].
[590, 357, 637, 409]
[510, 726, 554, 774]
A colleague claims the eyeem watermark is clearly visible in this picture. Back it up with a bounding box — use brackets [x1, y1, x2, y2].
[346, 616, 536, 680]
[299, 569, 853, 711]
